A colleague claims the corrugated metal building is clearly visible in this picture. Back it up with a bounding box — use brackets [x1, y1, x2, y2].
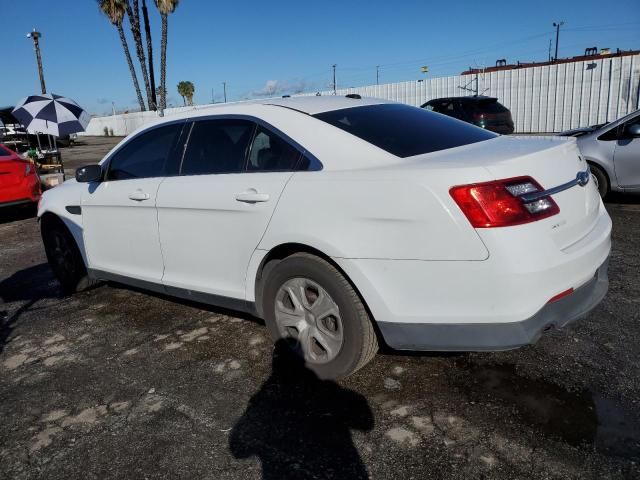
[306, 51, 640, 133]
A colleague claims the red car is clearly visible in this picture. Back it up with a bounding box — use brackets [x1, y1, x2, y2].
[0, 144, 41, 208]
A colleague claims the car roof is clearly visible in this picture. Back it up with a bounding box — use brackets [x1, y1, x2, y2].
[426, 96, 497, 103]
[257, 95, 395, 115]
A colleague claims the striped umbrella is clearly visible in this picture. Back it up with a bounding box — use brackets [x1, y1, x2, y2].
[12, 93, 90, 136]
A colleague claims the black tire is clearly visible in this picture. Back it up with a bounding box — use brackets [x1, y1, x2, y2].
[589, 164, 609, 199]
[261, 253, 378, 380]
[41, 217, 96, 295]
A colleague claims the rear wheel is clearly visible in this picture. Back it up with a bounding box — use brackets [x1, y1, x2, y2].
[41, 217, 96, 295]
[589, 164, 609, 199]
[262, 253, 378, 379]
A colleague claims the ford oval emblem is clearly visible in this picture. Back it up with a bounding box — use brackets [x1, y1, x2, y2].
[576, 170, 590, 187]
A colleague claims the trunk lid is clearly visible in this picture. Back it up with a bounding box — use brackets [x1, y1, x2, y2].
[419, 135, 601, 250]
[480, 136, 600, 250]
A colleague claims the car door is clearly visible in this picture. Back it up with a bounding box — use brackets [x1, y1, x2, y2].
[81, 121, 185, 284]
[156, 118, 306, 301]
[613, 115, 640, 189]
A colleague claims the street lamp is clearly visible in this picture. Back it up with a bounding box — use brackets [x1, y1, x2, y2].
[27, 29, 46, 94]
[552, 21, 564, 61]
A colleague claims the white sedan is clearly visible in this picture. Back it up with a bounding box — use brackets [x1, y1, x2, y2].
[38, 96, 611, 379]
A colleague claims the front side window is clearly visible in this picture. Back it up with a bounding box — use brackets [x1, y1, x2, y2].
[107, 123, 183, 180]
[247, 126, 301, 172]
[314, 103, 496, 158]
[181, 119, 254, 175]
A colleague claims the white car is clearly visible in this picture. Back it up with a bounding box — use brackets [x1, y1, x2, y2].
[38, 96, 611, 379]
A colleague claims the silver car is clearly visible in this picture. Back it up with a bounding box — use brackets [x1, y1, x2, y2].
[561, 109, 640, 197]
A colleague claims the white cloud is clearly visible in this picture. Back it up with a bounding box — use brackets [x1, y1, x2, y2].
[251, 79, 308, 97]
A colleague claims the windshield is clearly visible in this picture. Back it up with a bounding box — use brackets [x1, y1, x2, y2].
[313, 103, 496, 158]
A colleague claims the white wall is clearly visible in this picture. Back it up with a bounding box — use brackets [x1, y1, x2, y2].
[82, 53, 640, 135]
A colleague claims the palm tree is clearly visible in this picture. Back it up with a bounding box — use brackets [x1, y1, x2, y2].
[124, 0, 154, 110]
[156, 86, 167, 105]
[141, 0, 157, 109]
[177, 81, 194, 106]
[155, 0, 179, 112]
[97, 0, 146, 112]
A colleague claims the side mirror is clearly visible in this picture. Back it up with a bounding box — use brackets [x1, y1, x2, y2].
[76, 164, 103, 183]
[625, 123, 640, 138]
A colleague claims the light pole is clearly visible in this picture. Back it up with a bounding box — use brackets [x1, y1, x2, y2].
[27, 29, 46, 94]
[376, 65, 380, 85]
[222, 82, 227, 103]
[332, 64, 337, 95]
[552, 21, 564, 61]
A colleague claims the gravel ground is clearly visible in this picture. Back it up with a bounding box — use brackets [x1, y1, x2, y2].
[1, 137, 639, 479]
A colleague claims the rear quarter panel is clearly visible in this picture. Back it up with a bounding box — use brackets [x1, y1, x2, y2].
[259, 167, 491, 261]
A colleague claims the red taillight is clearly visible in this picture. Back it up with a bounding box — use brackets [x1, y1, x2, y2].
[547, 288, 574, 304]
[450, 176, 559, 228]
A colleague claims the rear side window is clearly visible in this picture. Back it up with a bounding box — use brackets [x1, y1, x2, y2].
[181, 119, 254, 175]
[107, 123, 183, 180]
[0, 145, 11, 157]
[314, 103, 496, 158]
[473, 99, 509, 114]
[247, 126, 301, 171]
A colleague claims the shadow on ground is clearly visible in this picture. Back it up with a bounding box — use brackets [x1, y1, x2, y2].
[605, 192, 640, 205]
[0, 204, 37, 225]
[230, 340, 374, 479]
[0, 263, 58, 354]
[457, 360, 640, 461]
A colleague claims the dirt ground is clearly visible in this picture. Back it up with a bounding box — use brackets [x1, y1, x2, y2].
[1, 137, 639, 479]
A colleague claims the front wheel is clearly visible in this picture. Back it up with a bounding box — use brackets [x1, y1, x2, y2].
[41, 218, 96, 295]
[261, 253, 378, 379]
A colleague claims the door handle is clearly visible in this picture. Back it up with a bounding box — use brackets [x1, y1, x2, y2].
[235, 189, 270, 204]
[128, 190, 150, 201]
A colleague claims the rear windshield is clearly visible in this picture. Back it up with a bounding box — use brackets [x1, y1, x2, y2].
[473, 99, 509, 114]
[313, 103, 496, 158]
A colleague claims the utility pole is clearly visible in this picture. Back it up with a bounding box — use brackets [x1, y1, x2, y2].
[211, 88, 214, 104]
[548, 38, 552, 62]
[332, 64, 337, 95]
[376, 65, 380, 85]
[222, 82, 227, 103]
[27, 29, 46, 94]
[552, 21, 564, 61]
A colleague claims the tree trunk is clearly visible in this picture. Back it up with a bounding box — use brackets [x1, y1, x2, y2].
[160, 13, 168, 112]
[126, 0, 152, 111]
[181, 95, 185, 106]
[141, 0, 157, 110]
[118, 24, 146, 112]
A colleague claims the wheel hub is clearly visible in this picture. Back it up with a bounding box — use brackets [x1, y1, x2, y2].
[274, 277, 344, 364]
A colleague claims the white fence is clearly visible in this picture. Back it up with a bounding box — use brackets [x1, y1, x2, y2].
[83, 53, 640, 136]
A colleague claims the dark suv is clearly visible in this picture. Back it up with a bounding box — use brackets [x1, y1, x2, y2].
[421, 96, 514, 134]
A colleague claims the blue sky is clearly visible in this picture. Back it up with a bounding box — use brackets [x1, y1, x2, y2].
[1, 0, 638, 115]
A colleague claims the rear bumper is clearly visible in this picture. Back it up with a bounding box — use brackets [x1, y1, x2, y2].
[377, 259, 608, 351]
